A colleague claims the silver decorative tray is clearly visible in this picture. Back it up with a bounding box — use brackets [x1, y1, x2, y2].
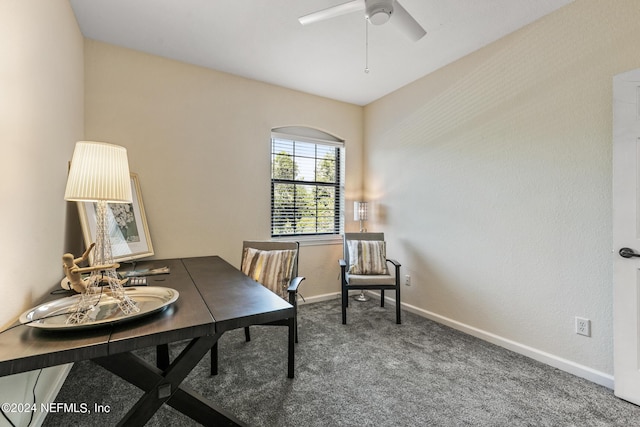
[19, 287, 179, 330]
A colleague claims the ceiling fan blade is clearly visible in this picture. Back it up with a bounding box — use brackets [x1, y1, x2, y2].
[391, 1, 426, 41]
[299, 0, 364, 25]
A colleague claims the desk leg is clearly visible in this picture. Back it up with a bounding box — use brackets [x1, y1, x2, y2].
[211, 341, 218, 376]
[94, 335, 244, 427]
[156, 343, 169, 371]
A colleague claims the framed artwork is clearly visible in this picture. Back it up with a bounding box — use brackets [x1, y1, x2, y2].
[77, 173, 154, 264]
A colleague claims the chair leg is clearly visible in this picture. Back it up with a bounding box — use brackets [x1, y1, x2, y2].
[290, 294, 299, 344]
[396, 286, 401, 324]
[381, 290, 385, 307]
[288, 317, 295, 378]
[341, 288, 348, 325]
[244, 326, 251, 342]
[210, 342, 218, 376]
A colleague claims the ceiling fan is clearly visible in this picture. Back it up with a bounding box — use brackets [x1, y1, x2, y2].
[299, 0, 426, 42]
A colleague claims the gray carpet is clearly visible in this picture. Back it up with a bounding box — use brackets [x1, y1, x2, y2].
[43, 298, 640, 426]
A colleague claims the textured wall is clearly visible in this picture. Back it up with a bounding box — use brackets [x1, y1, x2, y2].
[364, 0, 640, 378]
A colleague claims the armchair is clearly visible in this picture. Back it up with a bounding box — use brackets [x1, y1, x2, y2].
[238, 240, 304, 342]
[210, 240, 305, 375]
[339, 232, 401, 324]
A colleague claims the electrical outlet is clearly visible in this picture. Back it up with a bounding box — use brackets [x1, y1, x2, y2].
[575, 317, 591, 337]
[404, 275, 411, 286]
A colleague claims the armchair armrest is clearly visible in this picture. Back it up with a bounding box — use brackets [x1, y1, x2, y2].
[386, 258, 401, 268]
[287, 276, 305, 293]
[386, 259, 401, 282]
[287, 276, 305, 306]
[339, 259, 347, 268]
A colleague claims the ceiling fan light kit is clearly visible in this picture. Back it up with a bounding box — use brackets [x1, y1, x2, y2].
[366, 0, 393, 25]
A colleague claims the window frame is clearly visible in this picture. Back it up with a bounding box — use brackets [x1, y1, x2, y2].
[270, 129, 345, 240]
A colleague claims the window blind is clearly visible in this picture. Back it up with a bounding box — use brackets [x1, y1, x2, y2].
[271, 131, 344, 237]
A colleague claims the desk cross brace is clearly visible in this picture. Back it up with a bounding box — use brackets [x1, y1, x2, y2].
[93, 334, 244, 427]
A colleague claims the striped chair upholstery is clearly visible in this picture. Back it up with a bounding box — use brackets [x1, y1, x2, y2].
[241, 247, 297, 299]
[347, 240, 388, 275]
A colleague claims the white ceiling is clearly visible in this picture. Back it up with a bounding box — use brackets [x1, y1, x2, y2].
[69, 0, 573, 106]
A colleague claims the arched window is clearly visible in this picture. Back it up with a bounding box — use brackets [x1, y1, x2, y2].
[271, 126, 345, 237]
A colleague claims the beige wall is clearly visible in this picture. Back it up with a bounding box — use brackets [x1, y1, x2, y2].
[0, 0, 84, 325]
[84, 40, 364, 298]
[0, 0, 84, 421]
[364, 0, 640, 382]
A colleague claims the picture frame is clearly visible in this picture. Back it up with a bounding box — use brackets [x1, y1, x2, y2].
[77, 173, 154, 265]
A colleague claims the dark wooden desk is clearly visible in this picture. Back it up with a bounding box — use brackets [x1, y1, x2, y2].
[0, 256, 295, 426]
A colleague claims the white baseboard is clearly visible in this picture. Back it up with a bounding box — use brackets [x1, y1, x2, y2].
[331, 290, 614, 389]
[298, 292, 341, 305]
[398, 298, 614, 389]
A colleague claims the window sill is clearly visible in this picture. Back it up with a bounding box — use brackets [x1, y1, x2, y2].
[271, 235, 342, 247]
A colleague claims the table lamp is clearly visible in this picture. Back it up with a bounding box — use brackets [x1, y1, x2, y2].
[354, 201, 368, 232]
[64, 141, 139, 323]
[353, 201, 369, 301]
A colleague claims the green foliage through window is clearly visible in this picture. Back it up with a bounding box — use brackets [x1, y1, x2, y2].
[271, 137, 342, 236]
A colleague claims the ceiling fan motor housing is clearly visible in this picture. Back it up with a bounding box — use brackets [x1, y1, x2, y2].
[365, 0, 393, 25]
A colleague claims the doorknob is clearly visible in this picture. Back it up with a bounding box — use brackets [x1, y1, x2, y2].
[619, 247, 640, 258]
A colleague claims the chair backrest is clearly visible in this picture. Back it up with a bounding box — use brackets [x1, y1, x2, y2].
[242, 240, 299, 278]
[343, 232, 385, 270]
[241, 241, 300, 299]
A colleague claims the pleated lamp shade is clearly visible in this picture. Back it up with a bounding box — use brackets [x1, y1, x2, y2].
[64, 141, 133, 203]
